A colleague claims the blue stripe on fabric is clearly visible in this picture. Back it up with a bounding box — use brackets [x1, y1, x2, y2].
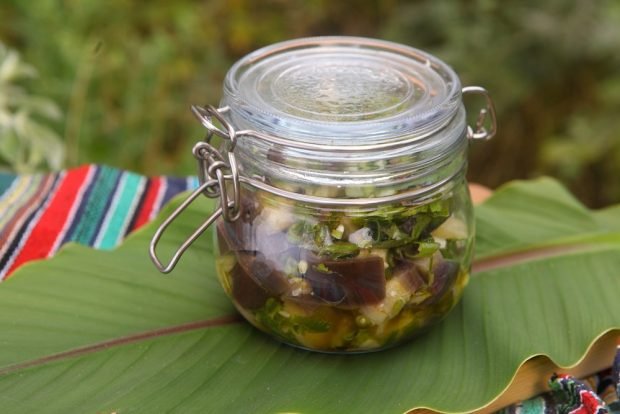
[188, 176, 199, 189]
[0, 172, 17, 196]
[98, 172, 143, 249]
[69, 166, 122, 245]
[88, 167, 123, 245]
[61, 166, 102, 244]
[161, 176, 193, 206]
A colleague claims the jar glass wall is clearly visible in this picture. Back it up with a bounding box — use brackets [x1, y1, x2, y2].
[214, 175, 473, 352]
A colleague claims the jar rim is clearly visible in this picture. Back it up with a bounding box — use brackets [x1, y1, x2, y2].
[222, 36, 462, 145]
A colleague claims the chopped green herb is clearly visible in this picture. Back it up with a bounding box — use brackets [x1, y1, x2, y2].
[293, 316, 330, 333]
[411, 215, 432, 239]
[416, 241, 440, 258]
[319, 241, 360, 259]
[314, 263, 330, 273]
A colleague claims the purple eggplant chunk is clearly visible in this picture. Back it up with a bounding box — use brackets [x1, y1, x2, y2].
[413, 253, 459, 304]
[392, 260, 425, 292]
[238, 252, 290, 296]
[216, 220, 250, 252]
[230, 252, 289, 309]
[429, 259, 459, 300]
[230, 261, 270, 309]
[304, 254, 386, 307]
[218, 209, 292, 259]
[254, 223, 292, 258]
[304, 267, 347, 304]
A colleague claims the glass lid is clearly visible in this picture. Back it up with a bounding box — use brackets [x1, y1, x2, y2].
[222, 36, 462, 144]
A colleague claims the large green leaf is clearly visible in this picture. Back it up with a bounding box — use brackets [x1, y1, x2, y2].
[1, 177, 619, 413]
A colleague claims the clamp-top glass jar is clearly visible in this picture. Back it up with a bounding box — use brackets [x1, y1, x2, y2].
[150, 37, 496, 353]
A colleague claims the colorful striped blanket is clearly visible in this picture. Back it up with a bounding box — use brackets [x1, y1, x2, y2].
[0, 164, 197, 279]
[0, 164, 618, 413]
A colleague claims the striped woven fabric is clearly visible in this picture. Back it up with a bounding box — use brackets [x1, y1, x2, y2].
[0, 164, 198, 280]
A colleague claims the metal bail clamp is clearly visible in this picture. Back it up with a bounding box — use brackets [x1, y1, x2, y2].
[149, 105, 242, 273]
[462, 86, 498, 141]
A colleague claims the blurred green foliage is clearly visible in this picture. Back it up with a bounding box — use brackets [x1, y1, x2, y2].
[0, 0, 619, 207]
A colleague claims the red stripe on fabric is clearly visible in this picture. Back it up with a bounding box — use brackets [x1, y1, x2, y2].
[149, 177, 168, 221]
[0, 177, 53, 279]
[0, 177, 49, 253]
[5, 166, 92, 275]
[131, 176, 162, 231]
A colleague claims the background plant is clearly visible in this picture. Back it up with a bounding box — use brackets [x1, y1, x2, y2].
[0, 0, 619, 207]
[0, 42, 63, 173]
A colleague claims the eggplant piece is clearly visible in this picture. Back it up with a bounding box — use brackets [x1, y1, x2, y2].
[230, 252, 289, 310]
[392, 260, 425, 292]
[216, 220, 252, 252]
[238, 252, 290, 296]
[217, 216, 292, 258]
[429, 259, 459, 300]
[254, 223, 294, 259]
[303, 267, 347, 304]
[413, 252, 459, 304]
[230, 261, 270, 309]
[303, 254, 386, 307]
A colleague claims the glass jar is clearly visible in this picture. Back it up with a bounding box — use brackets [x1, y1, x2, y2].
[150, 37, 496, 353]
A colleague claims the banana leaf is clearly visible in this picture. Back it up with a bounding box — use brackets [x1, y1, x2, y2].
[0, 177, 619, 413]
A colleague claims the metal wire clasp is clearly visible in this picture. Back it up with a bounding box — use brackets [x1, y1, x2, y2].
[462, 86, 497, 141]
[149, 105, 242, 273]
